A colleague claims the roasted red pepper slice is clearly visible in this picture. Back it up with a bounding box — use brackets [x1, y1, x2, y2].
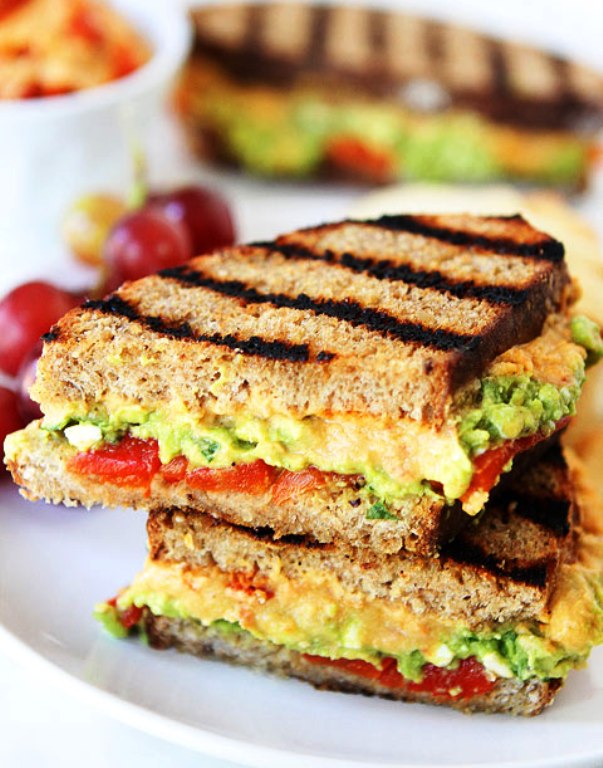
[119, 604, 143, 629]
[271, 466, 328, 505]
[406, 657, 495, 699]
[186, 459, 279, 495]
[303, 654, 495, 701]
[325, 136, 396, 182]
[461, 417, 570, 505]
[68, 435, 161, 492]
[160, 455, 189, 483]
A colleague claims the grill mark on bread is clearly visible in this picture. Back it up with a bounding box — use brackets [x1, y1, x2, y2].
[367, 8, 386, 58]
[511, 494, 571, 537]
[552, 57, 570, 105]
[242, 4, 263, 52]
[444, 538, 550, 587]
[42, 328, 60, 343]
[259, 240, 530, 306]
[83, 296, 334, 363]
[366, 215, 564, 261]
[424, 19, 445, 77]
[489, 38, 509, 97]
[308, 4, 330, 71]
[159, 265, 481, 353]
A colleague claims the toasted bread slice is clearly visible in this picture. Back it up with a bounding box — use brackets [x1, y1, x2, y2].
[109, 448, 603, 717]
[143, 613, 561, 716]
[147, 444, 577, 626]
[6, 214, 588, 529]
[34, 214, 570, 424]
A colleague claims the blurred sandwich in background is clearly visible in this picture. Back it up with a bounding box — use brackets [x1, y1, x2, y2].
[177, 2, 603, 187]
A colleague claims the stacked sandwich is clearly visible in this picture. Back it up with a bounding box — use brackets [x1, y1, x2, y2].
[177, 3, 603, 188]
[6, 213, 603, 715]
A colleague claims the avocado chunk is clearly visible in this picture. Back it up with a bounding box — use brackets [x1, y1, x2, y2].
[571, 315, 603, 366]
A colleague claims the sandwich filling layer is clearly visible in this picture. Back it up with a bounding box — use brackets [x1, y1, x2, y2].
[103, 522, 603, 685]
[21, 315, 596, 515]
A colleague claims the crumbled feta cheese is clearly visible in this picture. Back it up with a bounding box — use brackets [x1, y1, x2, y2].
[430, 643, 454, 667]
[481, 652, 513, 679]
[64, 424, 102, 451]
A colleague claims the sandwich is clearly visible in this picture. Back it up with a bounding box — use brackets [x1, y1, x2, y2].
[5, 214, 601, 556]
[177, 3, 603, 187]
[5, 212, 603, 717]
[97, 445, 603, 716]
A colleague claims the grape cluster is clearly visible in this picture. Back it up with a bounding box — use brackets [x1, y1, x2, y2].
[1, 184, 235, 476]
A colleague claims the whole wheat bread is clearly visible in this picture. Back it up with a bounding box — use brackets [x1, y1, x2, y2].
[33, 214, 570, 425]
[7, 419, 461, 555]
[143, 612, 561, 716]
[126, 448, 602, 718]
[146, 444, 577, 627]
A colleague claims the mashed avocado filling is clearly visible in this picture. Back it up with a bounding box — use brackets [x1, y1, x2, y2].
[189, 68, 591, 185]
[42, 367, 584, 506]
[28, 315, 596, 510]
[98, 534, 603, 683]
[458, 373, 583, 455]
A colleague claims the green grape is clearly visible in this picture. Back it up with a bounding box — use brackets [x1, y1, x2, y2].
[62, 193, 126, 266]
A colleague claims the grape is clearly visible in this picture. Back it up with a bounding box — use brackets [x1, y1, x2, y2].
[16, 343, 43, 424]
[62, 194, 126, 267]
[149, 185, 235, 255]
[0, 387, 23, 477]
[0, 282, 80, 376]
[103, 207, 192, 291]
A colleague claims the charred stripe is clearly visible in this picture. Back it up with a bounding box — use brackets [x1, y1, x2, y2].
[160, 266, 481, 353]
[366, 214, 564, 261]
[424, 19, 446, 77]
[368, 8, 386, 56]
[308, 4, 331, 71]
[489, 38, 509, 97]
[511, 494, 571, 537]
[41, 328, 60, 343]
[243, 3, 264, 52]
[263, 241, 529, 305]
[444, 538, 550, 587]
[83, 296, 333, 363]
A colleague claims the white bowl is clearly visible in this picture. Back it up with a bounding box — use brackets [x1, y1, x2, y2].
[0, 0, 191, 287]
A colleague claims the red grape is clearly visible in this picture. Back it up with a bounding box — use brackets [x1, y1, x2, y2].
[103, 207, 192, 291]
[149, 185, 235, 255]
[0, 282, 80, 377]
[16, 343, 43, 423]
[0, 387, 23, 477]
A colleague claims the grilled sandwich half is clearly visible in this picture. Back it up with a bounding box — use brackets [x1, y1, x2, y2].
[98, 447, 603, 716]
[178, 3, 603, 187]
[5, 214, 601, 554]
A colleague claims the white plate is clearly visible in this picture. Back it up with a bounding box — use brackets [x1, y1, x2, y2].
[1, 483, 603, 768]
